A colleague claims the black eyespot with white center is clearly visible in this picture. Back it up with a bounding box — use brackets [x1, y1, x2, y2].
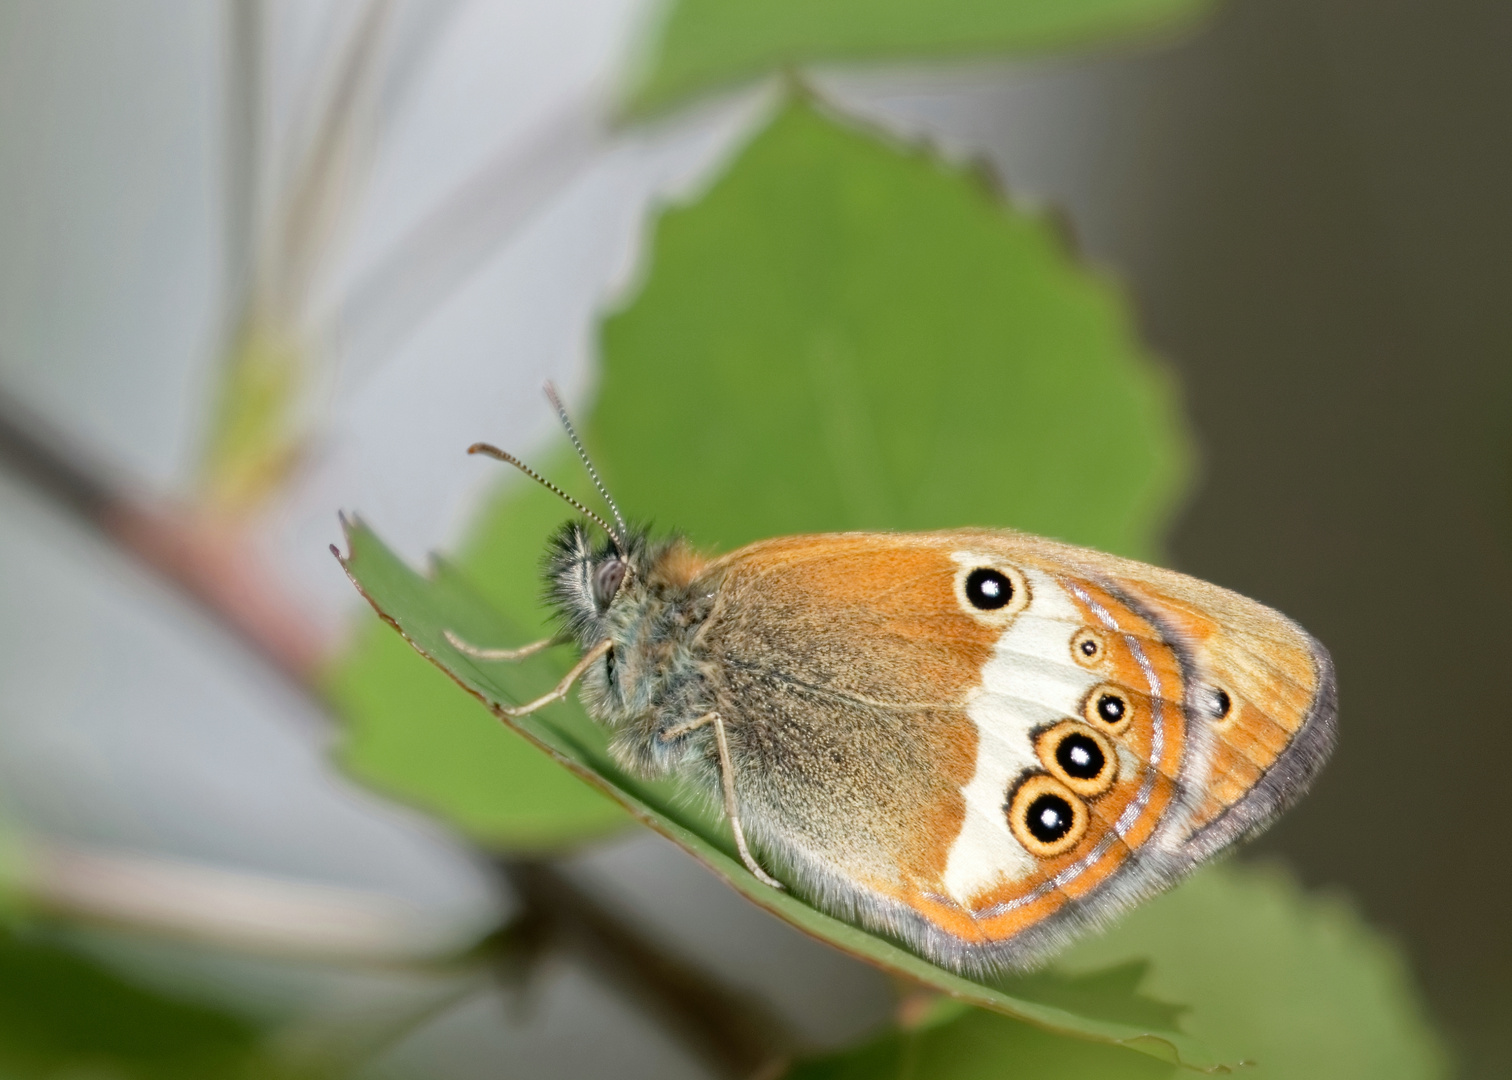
[1027, 793, 1074, 842]
[1007, 773, 1088, 857]
[1056, 732, 1105, 780]
[1035, 719, 1118, 796]
[953, 559, 1028, 624]
[964, 568, 1012, 610]
[1083, 684, 1134, 735]
[1070, 628, 1105, 668]
[1209, 687, 1232, 720]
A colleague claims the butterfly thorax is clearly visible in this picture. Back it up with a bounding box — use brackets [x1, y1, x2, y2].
[544, 522, 720, 774]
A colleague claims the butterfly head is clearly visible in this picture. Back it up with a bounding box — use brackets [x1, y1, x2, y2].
[542, 520, 710, 644]
[468, 385, 718, 654]
[543, 520, 640, 646]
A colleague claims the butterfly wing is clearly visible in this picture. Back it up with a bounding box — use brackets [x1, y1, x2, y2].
[1013, 532, 1337, 866]
[697, 530, 1334, 972]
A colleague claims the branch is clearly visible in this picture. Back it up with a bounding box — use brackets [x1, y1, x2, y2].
[0, 380, 800, 1076]
[0, 386, 327, 682]
[500, 860, 795, 1080]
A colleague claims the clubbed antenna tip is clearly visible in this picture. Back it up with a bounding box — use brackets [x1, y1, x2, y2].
[468, 442, 623, 549]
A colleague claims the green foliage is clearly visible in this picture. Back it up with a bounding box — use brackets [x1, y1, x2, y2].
[629, 0, 1216, 113]
[788, 1006, 1178, 1079]
[597, 94, 1189, 557]
[0, 927, 266, 1079]
[786, 864, 1448, 1077]
[330, 546, 628, 850]
[1055, 863, 1450, 1078]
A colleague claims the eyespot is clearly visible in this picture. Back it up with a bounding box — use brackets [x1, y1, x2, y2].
[1071, 628, 1106, 667]
[1035, 720, 1117, 797]
[965, 569, 1012, 610]
[1207, 685, 1233, 721]
[592, 558, 626, 609]
[952, 558, 1029, 625]
[1083, 684, 1134, 736]
[1006, 773, 1088, 858]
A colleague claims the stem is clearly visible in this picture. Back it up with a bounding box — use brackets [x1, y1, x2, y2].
[0, 387, 327, 683]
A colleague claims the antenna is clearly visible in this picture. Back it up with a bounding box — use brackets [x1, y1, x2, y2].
[467, 443, 623, 550]
[543, 383, 628, 544]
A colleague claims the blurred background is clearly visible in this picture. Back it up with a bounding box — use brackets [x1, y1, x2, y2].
[0, 0, 1506, 1077]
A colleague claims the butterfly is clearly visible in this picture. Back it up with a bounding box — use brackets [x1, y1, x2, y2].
[445, 388, 1337, 974]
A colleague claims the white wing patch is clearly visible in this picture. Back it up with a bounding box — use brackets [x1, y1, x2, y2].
[941, 566, 1100, 907]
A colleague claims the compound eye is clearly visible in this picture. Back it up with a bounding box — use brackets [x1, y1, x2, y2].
[1006, 773, 1088, 858]
[1035, 720, 1117, 797]
[592, 558, 627, 609]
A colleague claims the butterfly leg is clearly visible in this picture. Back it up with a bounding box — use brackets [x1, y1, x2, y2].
[660, 711, 784, 891]
[495, 638, 612, 718]
[444, 630, 568, 661]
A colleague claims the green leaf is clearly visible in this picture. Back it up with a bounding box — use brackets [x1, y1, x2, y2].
[1004, 961, 1185, 1032]
[329, 545, 628, 851]
[1052, 863, 1450, 1078]
[0, 927, 265, 1079]
[786, 1005, 1180, 1079]
[335, 518, 1215, 1068]
[594, 94, 1189, 558]
[786, 864, 1448, 1078]
[329, 446, 633, 851]
[628, 0, 1217, 114]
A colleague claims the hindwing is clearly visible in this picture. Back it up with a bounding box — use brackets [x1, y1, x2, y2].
[696, 530, 1334, 971]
